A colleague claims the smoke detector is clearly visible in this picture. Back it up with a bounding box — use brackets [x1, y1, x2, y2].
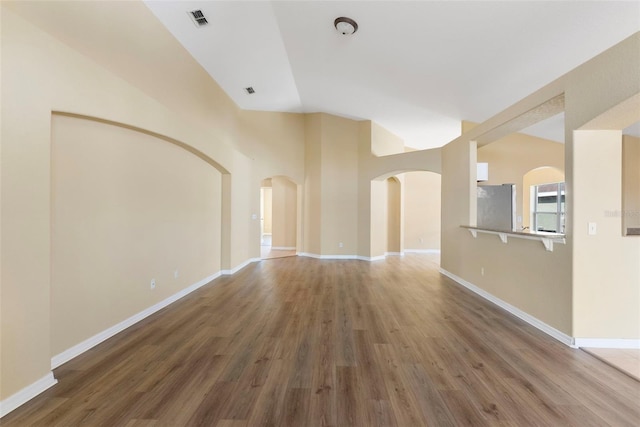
[334, 17, 358, 35]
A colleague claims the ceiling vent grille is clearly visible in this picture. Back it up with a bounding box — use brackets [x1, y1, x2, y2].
[188, 10, 208, 27]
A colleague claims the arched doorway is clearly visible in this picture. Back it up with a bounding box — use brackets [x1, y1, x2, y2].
[260, 175, 299, 259]
[370, 170, 441, 264]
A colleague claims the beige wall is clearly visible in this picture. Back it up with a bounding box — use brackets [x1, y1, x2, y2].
[271, 176, 297, 249]
[442, 120, 571, 334]
[564, 34, 640, 341]
[370, 180, 389, 257]
[387, 178, 402, 253]
[441, 138, 477, 273]
[51, 114, 222, 355]
[0, 3, 304, 401]
[441, 33, 640, 339]
[367, 122, 414, 257]
[572, 131, 640, 339]
[370, 177, 403, 257]
[403, 171, 441, 250]
[622, 135, 640, 231]
[371, 122, 405, 156]
[442, 132, 573, 334]
[303, 114, 322, 255]
[303, 113, 360, 256]
[262, 187, 273, 235]
[320, 115, 360, 255]
[2, 0, 640, 413]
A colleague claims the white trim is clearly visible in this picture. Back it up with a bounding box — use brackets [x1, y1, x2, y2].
[357, 255, 386, 261]
[298, 252, 320, 259]
[51, 272, 221, 369]
[439, 268, 575, 347]
[574, 338, 640, 349]
[318, 254, 357, 260]
[404, 249, 441, 254]
[270, 246, 296, 251]
[384, 252, 405, 257]
[299, 253, 355, 260]
[0, 372, 57, 418]
[221, 258, 261, 275]
[299, 253, 387, 261]
[463, 226, 566, 252]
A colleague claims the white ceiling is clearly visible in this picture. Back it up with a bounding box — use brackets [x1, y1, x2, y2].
[145, 1, 640, 149]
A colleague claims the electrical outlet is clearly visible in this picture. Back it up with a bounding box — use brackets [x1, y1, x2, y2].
[419, 237, 424, 243]
[339, 242, 343, 248]
[150, 279, 156, 290]
[588, 222, 597, 235]
[481, 267, 485, 276]
[174, 270, 179, 279]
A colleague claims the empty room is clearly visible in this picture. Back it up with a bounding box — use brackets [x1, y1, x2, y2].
[1, 1, 639, 425]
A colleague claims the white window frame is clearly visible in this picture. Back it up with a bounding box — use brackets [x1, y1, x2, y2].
[532, 182, 565, 233]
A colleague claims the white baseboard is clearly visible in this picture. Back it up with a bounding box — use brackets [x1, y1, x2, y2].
[299, 252, 356, 260]
[299, 253, 386, 261]
[221, 258, 261, 275]
[404, 249, 441, 254]
[51, 271, 221, 370]
[574, 338, 640, 349]
[271, 246, 296, 251]
[359, 255, 386, 261]
[439, 268, 575, 347]
[0, 372, 57, 418]
[298, 252, 320, 259]
[384, 252, 405, 257]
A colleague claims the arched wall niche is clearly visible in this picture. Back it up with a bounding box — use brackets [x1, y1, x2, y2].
[53, 112, 230, 174]
[50, 112, 229, 358]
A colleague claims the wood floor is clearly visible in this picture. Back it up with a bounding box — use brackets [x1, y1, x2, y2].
[3, 255, 639, 426]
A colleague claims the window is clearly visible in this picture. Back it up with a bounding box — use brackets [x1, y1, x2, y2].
[532, 182, 565, 233]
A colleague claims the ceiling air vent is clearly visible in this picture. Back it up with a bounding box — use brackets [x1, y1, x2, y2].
[245, 87, 255, 95]
[188, 10, 208, 27]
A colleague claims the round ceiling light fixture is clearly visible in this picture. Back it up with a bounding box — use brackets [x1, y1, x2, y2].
[334, 17, 358, 35]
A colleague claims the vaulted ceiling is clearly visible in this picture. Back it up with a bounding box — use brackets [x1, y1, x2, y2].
[144, 1, 639, 149]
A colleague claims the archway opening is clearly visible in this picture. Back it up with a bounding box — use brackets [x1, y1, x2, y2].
[260, 175, 299, 259]
[370, 170, 441, 265]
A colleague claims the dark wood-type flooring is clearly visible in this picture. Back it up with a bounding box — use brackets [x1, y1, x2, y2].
[3, 254, 639, 426]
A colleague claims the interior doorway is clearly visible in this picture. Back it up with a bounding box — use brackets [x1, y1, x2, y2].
[260, 176, 298, 259]
[260, 183, 272, 247]
[371, 171, 441, 265]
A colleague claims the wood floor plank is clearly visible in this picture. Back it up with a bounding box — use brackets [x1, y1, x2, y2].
[373, 343, 426, 426]
[335, 366, 364, 426]
[2, 254, 639, 426]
